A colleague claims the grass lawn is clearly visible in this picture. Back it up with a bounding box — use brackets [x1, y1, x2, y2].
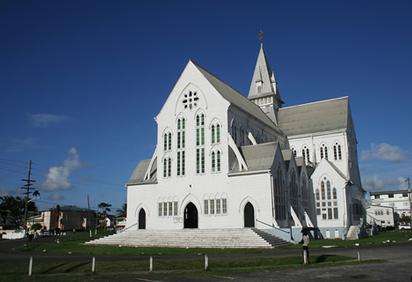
[0, 254, 357, 281]
[281, 230, 412, 249]
[14, 230, 412, 256]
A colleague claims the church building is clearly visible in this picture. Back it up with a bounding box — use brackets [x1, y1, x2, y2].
[125, 43, 365, 240]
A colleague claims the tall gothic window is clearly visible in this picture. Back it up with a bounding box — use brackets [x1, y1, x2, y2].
[163, 132, 172, 152]
[163, 157, 171, 178]
[274, 168, 286, 221]
[211, 149, 222, 173]
[320, 144, 328, 160]
[177, 118, 186, 176]
[292, 148, 297, 157]
[334, 143, 342, 160]
[316, 177, 338, 220]
[302, 146, 310, 163]
[196, 113, 205, 174]
[211, 122, 221, 144]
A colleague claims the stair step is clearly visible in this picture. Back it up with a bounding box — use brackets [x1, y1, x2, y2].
[86, 228, 288, 248]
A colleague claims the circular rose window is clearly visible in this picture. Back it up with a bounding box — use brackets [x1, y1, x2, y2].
[182, 91, 199, 110]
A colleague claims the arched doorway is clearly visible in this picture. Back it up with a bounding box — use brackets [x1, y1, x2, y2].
[244, 202, 255, 227]
[184, 202, 198, 228]
[138, 208, 146, 229]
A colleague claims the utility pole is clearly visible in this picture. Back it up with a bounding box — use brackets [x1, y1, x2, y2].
[21, 160, 36, 230]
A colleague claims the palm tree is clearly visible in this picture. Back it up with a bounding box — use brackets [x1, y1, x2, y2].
[98, 202, 111, 216]
[116, 203, 127, 218]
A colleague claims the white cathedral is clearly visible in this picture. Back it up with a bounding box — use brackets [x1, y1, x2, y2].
[124, 43, 366, 241]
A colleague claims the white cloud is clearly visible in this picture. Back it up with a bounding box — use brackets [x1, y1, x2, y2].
[361, 143, 408, 163]
[42, 148, 82, 191]
[0, 137, 36, 153]
[363, 175, 408, 191]
[47, 193, 65, 201]
[29, 113, 69, 128]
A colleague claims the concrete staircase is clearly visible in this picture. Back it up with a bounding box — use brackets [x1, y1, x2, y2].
[86, 228, 289, 248]
[251, 228, 290, 247]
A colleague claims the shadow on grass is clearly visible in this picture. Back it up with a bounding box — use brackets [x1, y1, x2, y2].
[41, 262, 68, 274]
[64, 262, 90, 273]
[314, 254, 333, 263]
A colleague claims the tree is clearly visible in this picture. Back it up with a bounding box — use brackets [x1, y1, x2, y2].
[0, 196, 37, 229]
[117, 203, 127, 218]
[98, 202, 111, 216]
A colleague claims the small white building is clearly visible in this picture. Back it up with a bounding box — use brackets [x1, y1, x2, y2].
[370, 190, 411, 217]
[125, 43, 365, 241]
[366, 205, 394, 227]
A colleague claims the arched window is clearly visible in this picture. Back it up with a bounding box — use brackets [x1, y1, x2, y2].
[217, 150, 221, 172]
[292, 148, 296, 157]
[327, 181, 331, 200]
[168, 158, 171, 177]
[320, 144, 328, 160]
[302, 146, 310, 163]
[333, 143, 342, 160]
[211, 151, 216, 172]
[274, 168, 286, 221]
[317, 177, 338, 220]
[211, 125, 215, 144]
[196, 113, 205, 174]
[163, 131, 172, 152]
[321, 181, 325, 200]
[211, 122, 221, 144]
[177, 118, 185, 176]
[163, 157, 171, 178]
[211, 150, 222, 173]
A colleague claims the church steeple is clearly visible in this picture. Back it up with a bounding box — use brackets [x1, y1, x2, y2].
[248, 42, 283, 124]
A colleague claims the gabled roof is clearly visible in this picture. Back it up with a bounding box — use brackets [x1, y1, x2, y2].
[278, 97, 349, 136]
[127, 158, 157, 185]
[325, 159, 348, 181]
[240, 142, 279, 171]
[192, 61, 283, 133]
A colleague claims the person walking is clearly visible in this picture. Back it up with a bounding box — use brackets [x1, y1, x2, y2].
[301, 230, 310, 264]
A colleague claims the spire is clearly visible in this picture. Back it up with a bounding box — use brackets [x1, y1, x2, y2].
[247, 41, 283, 125]
[248, 43, 275, 98]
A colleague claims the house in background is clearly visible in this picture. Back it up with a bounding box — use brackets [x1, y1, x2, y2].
[370, 190, 411, 217]
[366, 205, 395, 227]
[28, 205, 97, 231]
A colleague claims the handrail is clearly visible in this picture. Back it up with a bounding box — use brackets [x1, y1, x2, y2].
[256, 219, 290, 234]
[119, 222, 138, 233]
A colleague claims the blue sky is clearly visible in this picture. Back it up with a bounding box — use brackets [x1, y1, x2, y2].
[1, 1, 411, 211]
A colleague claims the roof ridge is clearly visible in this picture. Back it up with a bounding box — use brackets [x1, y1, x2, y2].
[241, 141, 278, 148]
[190, 61, 281, 131]
[280, 96, 348, 110]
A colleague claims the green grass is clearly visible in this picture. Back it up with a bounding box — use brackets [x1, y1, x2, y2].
[0, 254, 354, 281]
[15, 230, 412, 256]
[282, 230, 412, 249]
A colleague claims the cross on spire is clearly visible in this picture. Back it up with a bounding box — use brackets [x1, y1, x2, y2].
[258, 30, 264, 43]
